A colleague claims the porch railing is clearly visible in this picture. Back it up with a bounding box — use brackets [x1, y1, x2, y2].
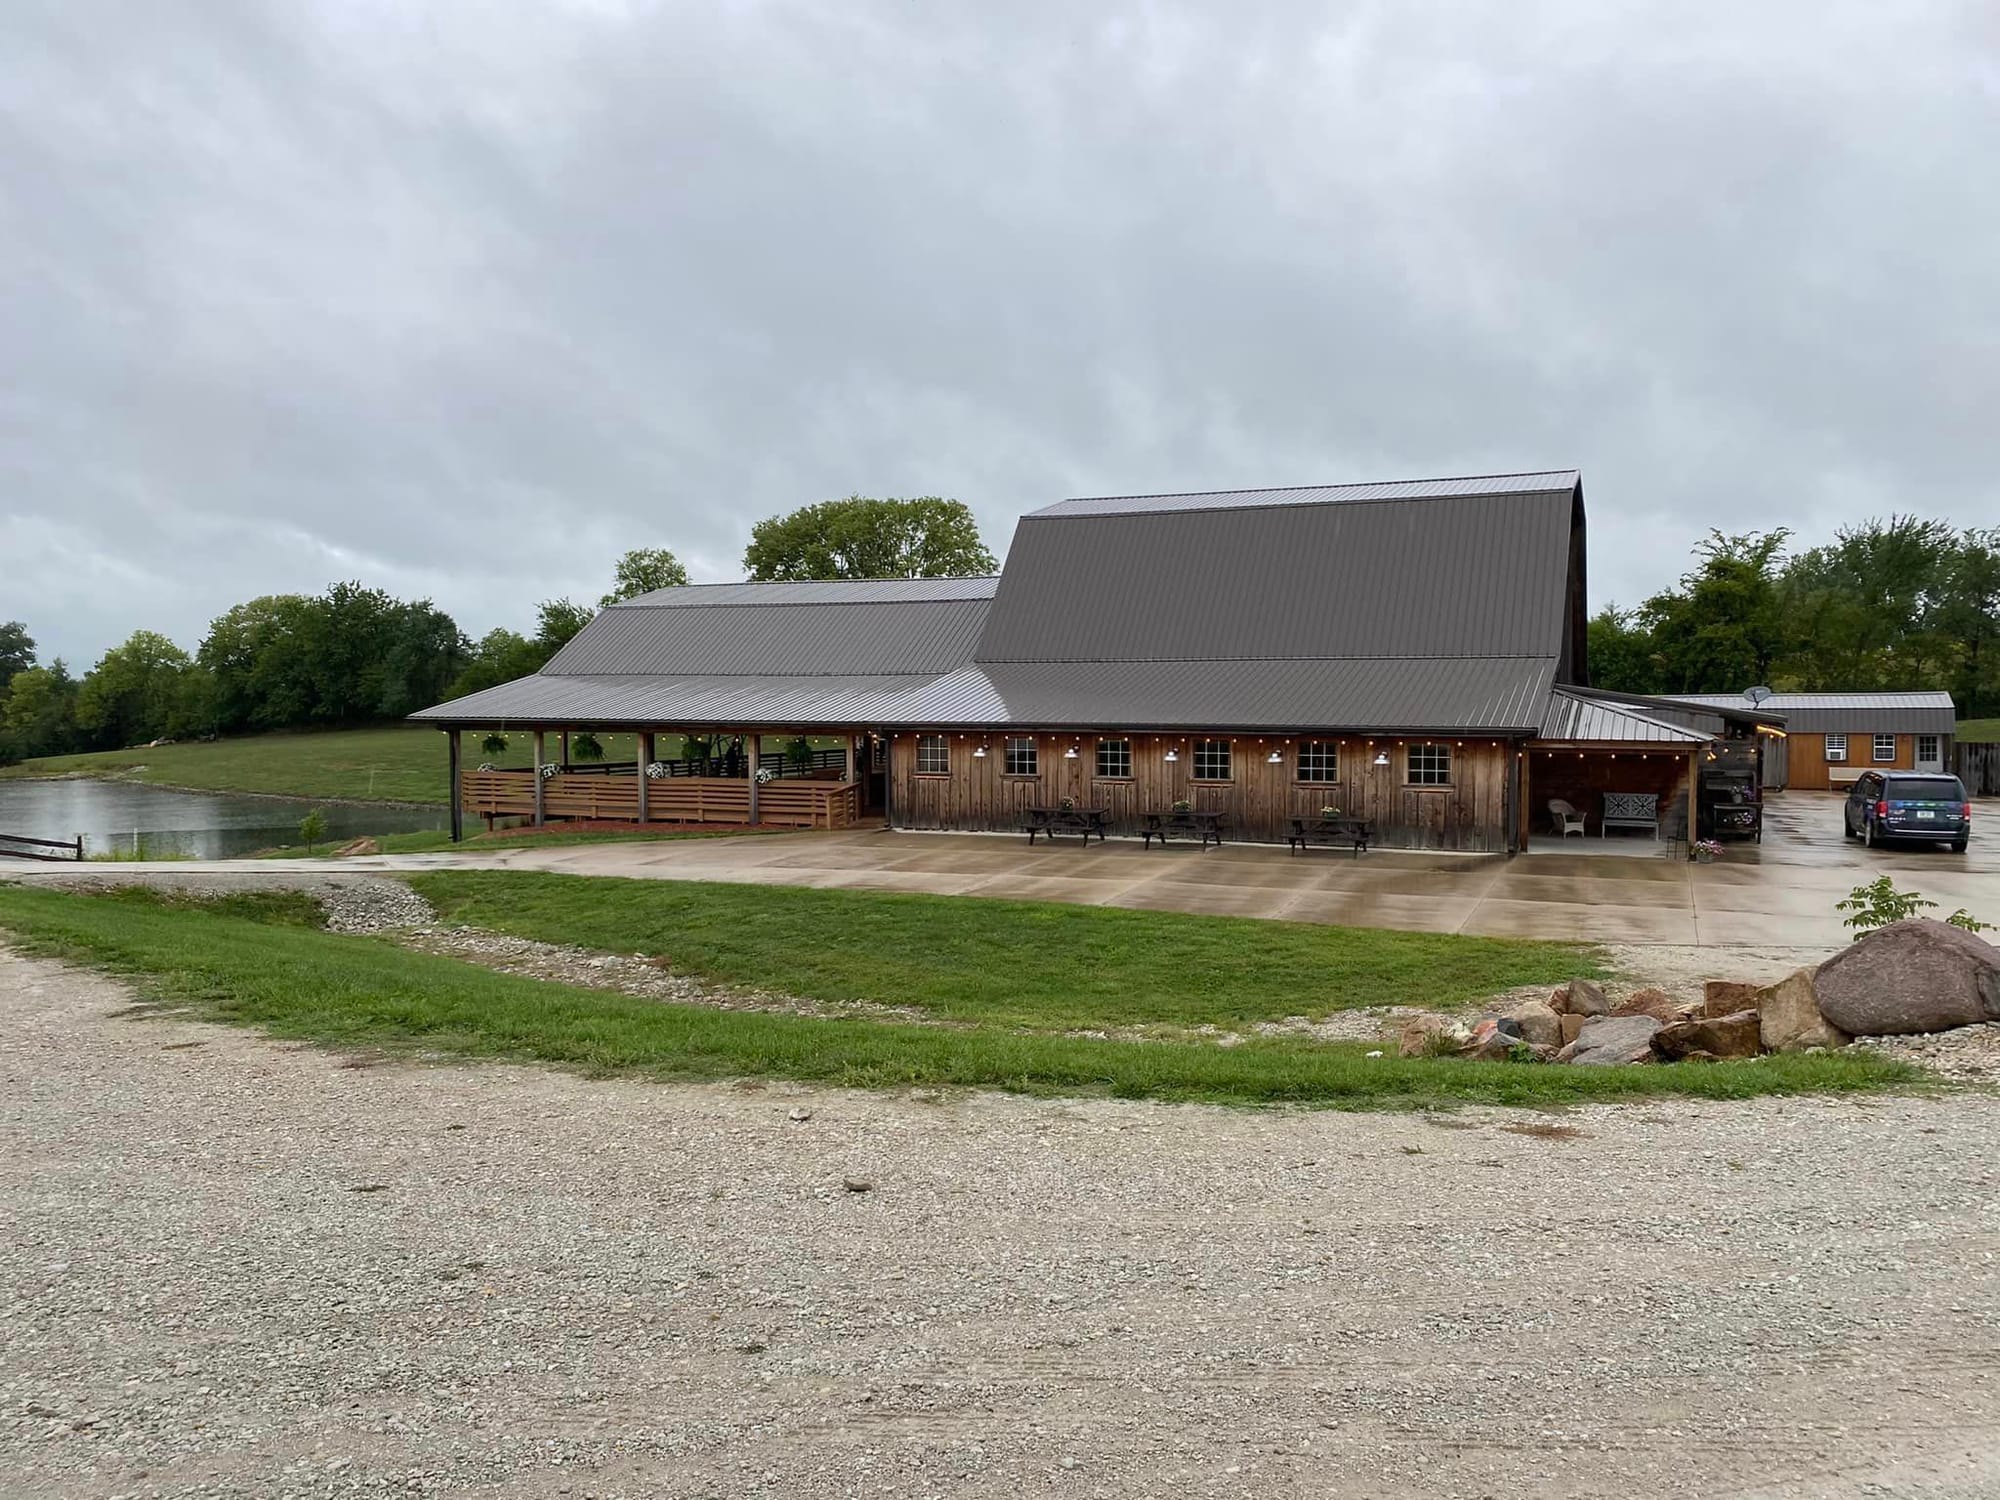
[460, 770, 859, 830]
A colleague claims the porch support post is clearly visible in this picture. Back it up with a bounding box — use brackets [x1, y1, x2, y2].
[637, 732, 651, 824]
[746, 733, 760, 825]
[533, 729, 546, 827]
[447, 729, 463, 844]
[1685, 745, 1699, 857]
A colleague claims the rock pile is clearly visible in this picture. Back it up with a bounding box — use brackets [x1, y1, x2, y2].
[1397, 920, 2000, 1068]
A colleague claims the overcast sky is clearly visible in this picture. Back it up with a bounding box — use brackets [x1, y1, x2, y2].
[4, 0, 1997, 668]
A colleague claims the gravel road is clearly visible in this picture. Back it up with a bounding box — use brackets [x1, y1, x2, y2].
[5, 947, 2000, 1500]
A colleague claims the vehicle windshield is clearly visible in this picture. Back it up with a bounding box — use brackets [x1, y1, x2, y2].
[1887, 777, 1965, 801]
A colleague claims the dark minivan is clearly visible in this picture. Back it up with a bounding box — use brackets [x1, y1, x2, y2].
[1844, 770, 1972, 852]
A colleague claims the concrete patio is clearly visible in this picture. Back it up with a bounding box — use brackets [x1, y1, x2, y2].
[19, 791, 1993, 950]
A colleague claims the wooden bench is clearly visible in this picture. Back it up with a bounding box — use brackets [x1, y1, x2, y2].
[1287, 816, 1373, 856]
[1141, 810, 1225, 848]
[1600, 791, 1660, 839]
[1019, 806, 1109, 846]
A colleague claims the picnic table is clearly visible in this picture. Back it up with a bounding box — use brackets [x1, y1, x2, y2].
[1286, 815, 1374, 856]
[1019, 805, 1110, 845]
[1141, 809, 1226, 848]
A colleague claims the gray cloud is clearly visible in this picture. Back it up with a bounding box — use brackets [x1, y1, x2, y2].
[4, 0, 1997, 668]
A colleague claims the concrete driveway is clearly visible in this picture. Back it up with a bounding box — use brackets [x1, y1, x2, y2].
[17, 792, 1995, 950]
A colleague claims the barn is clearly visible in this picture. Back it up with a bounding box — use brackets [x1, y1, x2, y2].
[414, 471, 1776, 853]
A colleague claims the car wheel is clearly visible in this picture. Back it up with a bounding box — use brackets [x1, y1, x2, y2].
[1953, 838, 1969, 854]
[1842, 811, 1857, 839]
[1864, 817, 1877, 848]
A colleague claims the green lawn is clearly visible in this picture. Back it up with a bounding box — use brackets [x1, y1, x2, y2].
[407, 870, 1607, 1030]
[0, 884, 1919, 1110]
[0, 725, 651, 805]
[261, 825, 778, 859]
[1958, 719, 2000, 744]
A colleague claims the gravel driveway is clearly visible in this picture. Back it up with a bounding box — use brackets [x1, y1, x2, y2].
[5, 948, 2000, 1500]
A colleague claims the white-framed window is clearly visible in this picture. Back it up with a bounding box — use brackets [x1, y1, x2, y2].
[1918, 733, 1942, 765]
[1296, 741, 1339, 783]
[1407, 743, 1453, 786]
[1095, 738, 1132, 779]
[1004, 737, 1038, 777]
[915, 734, 949, 776]
[1192, 739, 1232, 781]
[1824, 733, 1848, 762]
[1873, 732, 1897, 762]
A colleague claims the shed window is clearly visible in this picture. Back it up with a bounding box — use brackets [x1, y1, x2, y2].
[1192, 739, 1232, 781]
[1824, 733, 1847, 762]
[1918, 733, 1941, 765]
[1407, 743, 1453, 786]
[1296, 741, 1339, 783]
[1095, 738, 1132, 779]
[1004, 737, 1038, 777]
[915, 734, 949, 776]
[1873, 732, 1897, 762]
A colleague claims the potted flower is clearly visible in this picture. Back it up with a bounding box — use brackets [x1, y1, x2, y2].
[1171, 797, 1192, 815]
[1059, 795, 1076, 813]
[1319, 804, 1341, 819]
[644, 761, 668, 779]
[538, 761, 559, 780]
[1692, 838, 1723, 862]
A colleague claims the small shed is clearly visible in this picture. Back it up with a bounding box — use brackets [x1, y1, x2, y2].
[1662, 692, 1956, 791]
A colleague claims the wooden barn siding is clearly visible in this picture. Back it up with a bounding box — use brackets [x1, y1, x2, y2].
[888, 732, 1513, 851]
[1787, 731, 1933, 791]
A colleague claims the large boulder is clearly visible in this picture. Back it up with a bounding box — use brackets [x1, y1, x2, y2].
[1756, 968, 1850, 1052]
[1503, 998, 1564, 1049]
[1611, 987, 1692, 1024]
[1652, 1010, 1762, 1061]
[1556, 1015, 1663, 1066]
[1813, 920, 2000, 1037]
[1398, 1015, 1466, 1058]
[1702, 980, 1762, 1019]
[1553, 979, 1611, 1017]
[1559, 1012, 1588, 1046]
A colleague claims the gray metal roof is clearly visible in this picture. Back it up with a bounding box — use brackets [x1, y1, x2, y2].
[978, 482, 1578, 663]
[542, 593, 990, 676]
[889, 657, 1558, 733]
[1029, 470, 1581, 518]
[619, 577, 997, 607]
[411, 674, 937, 729]
[1537, 689, 1711, 745]
[1662, 692, 1956, 734]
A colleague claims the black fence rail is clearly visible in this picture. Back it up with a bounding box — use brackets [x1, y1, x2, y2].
[0, 831, 84, 861]
[1955, 742, 2000, 797]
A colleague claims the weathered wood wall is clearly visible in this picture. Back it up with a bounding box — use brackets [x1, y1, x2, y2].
[1786, 731, 1948, 791]
[888, 732, 1514, 850]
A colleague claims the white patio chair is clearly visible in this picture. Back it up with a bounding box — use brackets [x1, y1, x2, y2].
[1548, 799, 1587, 837]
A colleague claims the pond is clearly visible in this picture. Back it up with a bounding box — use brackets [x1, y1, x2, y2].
[0, 778, 447, 861]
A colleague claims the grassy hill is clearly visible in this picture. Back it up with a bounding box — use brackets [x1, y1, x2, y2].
[0, 726, 641, 805]
[1958, 719, 2000, 744]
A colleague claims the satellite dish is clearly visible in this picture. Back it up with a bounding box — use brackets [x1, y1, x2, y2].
[1744, 685, 1773, 705]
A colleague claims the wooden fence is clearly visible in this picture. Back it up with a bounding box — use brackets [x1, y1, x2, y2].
[460, 771, 860, 830]
[0, 831, 84, 861]
[1955, 742, 2000, 797]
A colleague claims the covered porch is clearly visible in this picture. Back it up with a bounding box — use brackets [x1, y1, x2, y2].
[1522, 691, 1717, 857]
[442, 726, 885, 840]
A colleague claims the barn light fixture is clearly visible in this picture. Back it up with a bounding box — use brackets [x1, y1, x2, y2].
[1267, 750, 1283, 764]
[1372, 750, 1389, 767]
[1064, 745, 1079, 759]
[1164, 748, 1179, 763]
[972, 745, 987, 758]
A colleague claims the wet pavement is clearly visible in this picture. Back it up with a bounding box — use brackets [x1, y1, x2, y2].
[12, 792, 1998, 949]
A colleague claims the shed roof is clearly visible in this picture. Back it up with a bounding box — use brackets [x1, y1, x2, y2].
[1661, 692, 1955, 734]
[1536, 689, 1711, 744]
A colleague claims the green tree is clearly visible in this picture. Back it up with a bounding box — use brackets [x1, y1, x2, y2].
[447, 628, 545, 700]
[744, 495, 996, 581]
[74, 631, 193, 748]
[1585, 606, 1661, 694]
[535, 599, 595, 652]
[1637, 530, 1794, 693]
[299, 808, 327, 854]
[0, 621, 34, 696]
[1936, 528, 2000, 717]
[0, 661, 79, 761]
[1780, 517, 1958, 689]
[600, 548, 689, 607]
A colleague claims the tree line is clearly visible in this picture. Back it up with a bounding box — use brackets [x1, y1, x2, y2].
[0, 496, 996, 762]
[1589, 517, 2000, 716]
